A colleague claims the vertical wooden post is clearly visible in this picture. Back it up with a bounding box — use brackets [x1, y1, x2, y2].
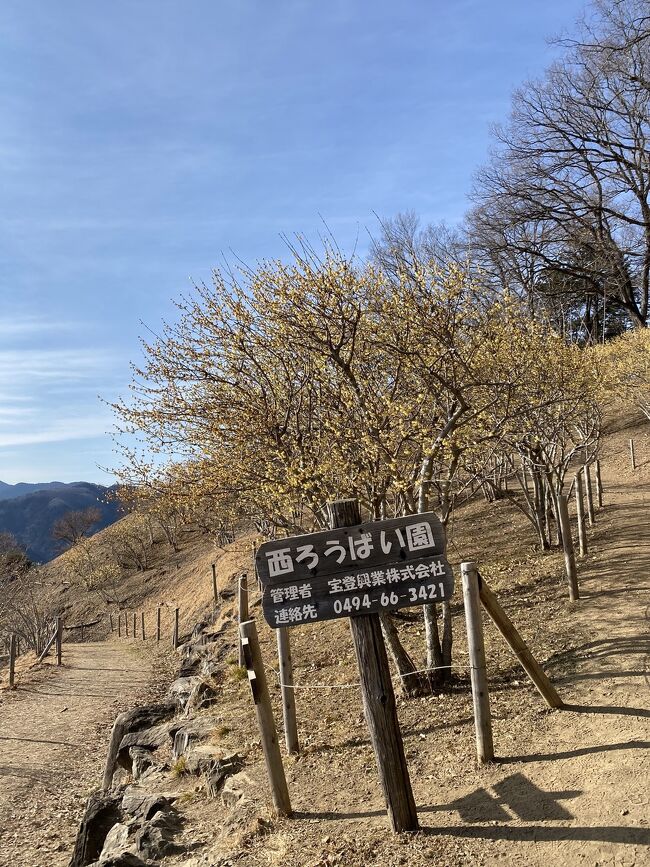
[239, 619, 292, 816]
[156, 606, 161, 642]
[125, 612, 129, 638]
[557, 494, 579, 601]
[584, 465, 595, 527]
[630, 438, 636, 470]
[118, 613, 122, 638]
[80, 623, 84, 642]
[575, 472, 588, 557]
[276, 627, 299, 754]
[211, 563, 219, 605]
[55, 617, 62, 666]
[141, 611, 146, 641]
[8, 633, 16, 689]
[238, 573, 249, 667]
[328, 499, 418, 833]
[595, 459, 604, 508]
[109, 614, 114, 632]
[133, 612, 137, 638]
[461, 562, 494, 764]
[173, 607, 180, 649]
[478, 580, 563, 708]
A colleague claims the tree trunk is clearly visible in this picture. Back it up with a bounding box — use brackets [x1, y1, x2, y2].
[379, 613, 428, 697]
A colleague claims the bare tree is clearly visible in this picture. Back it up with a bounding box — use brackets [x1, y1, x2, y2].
[52, 506, 102, 549]
[469, 0, 650, 337]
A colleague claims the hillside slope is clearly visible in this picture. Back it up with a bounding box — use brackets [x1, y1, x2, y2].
[7, 410, 647, 867]
[0, 482, 121, 563]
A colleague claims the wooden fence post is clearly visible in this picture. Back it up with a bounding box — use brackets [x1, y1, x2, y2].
[630, 438, 636, 470]
[133, 612, 137, 638]
[584, 465, 595, 527]
[595, 459, 604, 508]
[156, 606, 161, 643]
[239, 619, 292, 816]
[575, 472, 588, 557]
[478, 579, 563, 708]
[173, 607, 180, 649]
[141, 611, 146, 641]
[56, 617, 62, 666]
[211, 563, 219, 605]
[557, 494, 579, 601]
[328, 499, 418, 833]
[8, 633, 16, 688]
[276, 627, 299, 754]
[109, 614, 114, 632]
[125, 612, 129, 638]
[461, 562, 494, 764]
[238, 573, 249, 667]
[118, 613, 122, 638]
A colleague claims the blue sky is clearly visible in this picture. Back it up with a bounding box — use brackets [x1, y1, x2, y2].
[0, 0, 586, 484]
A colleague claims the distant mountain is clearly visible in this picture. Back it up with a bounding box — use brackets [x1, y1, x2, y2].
[0, 480, 78, 501]
[0, 482, 121, 563]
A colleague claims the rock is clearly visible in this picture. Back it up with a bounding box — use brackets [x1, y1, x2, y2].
[135, 807, 183, 861]
[121, 791, 177, 821]
[167, 676, 201, 710]
[206, 754, 243, 799]
[99, 822, 135, 862]
[119, 722, 173, 758]
[170, 717, 216, 759]
[129, 747, 155, 780]
[221, 770, 254, 808]
[102, 702, 176, 790]
[69, 789, 124, 867]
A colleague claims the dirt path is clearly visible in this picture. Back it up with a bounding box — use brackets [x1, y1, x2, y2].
[418, 458, 650, 865]
[0, 642, 160, 867]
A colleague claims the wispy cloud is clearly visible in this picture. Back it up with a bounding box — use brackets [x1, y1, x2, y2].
[0, 412, 113, 448]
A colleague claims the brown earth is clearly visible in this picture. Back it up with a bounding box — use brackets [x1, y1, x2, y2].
[0, 642, 175, 867]
[0, 415, 648, 867]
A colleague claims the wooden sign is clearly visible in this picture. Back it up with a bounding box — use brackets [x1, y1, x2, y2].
[256, 513, 454, 628]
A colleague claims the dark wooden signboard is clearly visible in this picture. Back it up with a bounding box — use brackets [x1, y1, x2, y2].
[256, 513, 454, 628]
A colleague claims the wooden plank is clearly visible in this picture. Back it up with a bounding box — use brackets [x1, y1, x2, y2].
[557, 494, 579, 601]
[478, 579, 563, 708]
[261, 554, 453, 629]
[239, 619, 292, 816]
[329, 499, 418, 833]
[37, 628, 57, 662]
[595, 459, 604, 508]
[575, 472, 588, 557]
[461, 562, 494, 764]
[238, 573, 249, 667]
[584, 465, 595, 526]
[56, 617, 62, 666]
[276, 627, 299, 754]
[212, 563, 219, 605]
[8, 634, 16, 688]
[256, 513, 446, 585]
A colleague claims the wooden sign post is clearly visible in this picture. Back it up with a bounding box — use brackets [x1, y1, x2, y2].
[461, 563, 494, 764]
[239, 619, 292, 816]
[276, 627, 299, 754]
[8, 633, 16, 689]
[211, 563, 219, 605]
[255, 500, 430, 832]
[238, 573, 249, 667]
